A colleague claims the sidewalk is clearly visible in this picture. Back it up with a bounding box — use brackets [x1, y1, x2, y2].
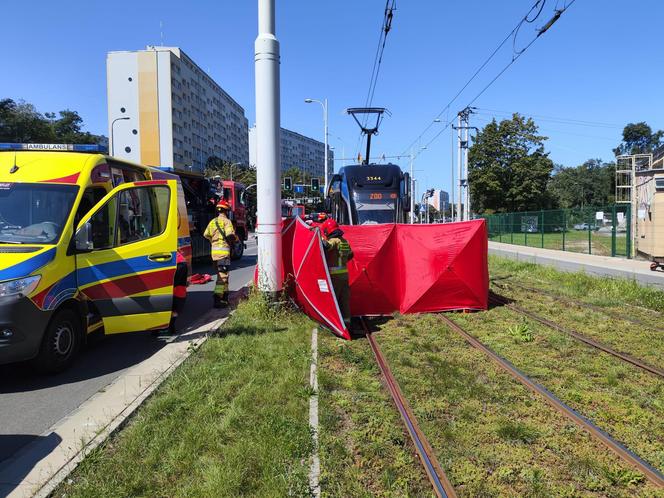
[489, 241, 664, 290]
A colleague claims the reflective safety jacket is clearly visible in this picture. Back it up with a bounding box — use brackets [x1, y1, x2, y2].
[204, 214, 235, 261]
[324, 236, 353, 276]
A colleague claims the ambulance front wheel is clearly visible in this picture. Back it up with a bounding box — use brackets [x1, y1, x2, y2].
[32, 309, 82, 373]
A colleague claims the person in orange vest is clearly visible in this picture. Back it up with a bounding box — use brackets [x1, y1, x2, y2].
[204, 200, 237, 308]
[320, 218, 353, 328]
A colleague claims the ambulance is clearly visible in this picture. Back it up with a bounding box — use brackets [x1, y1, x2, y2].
[0, 143, 191, 372]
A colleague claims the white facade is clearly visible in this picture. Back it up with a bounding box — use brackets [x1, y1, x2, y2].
[431, 189, 450, 211]
[249, 126, 333, 180]
[107, 46, 249, 172]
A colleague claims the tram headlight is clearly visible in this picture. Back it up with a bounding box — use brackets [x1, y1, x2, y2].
[0, 275, 41, 298]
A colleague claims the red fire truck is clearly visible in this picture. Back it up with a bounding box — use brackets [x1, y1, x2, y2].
[158, 168, 248, 260]
[209, 177, 249, 260]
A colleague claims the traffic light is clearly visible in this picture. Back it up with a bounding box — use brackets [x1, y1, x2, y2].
[311, 177, 320, 191]
[284, 177, 292, 190]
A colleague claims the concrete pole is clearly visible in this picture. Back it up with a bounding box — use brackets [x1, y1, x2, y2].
[456, 115, 462, 222]
[255, 0, 282, 295]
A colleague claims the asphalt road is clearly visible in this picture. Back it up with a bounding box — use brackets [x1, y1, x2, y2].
[0, 238, 257, 465]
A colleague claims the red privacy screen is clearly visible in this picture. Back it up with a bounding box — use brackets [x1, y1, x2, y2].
[343, 220, 488, 315]
[268, 218, 488, 339]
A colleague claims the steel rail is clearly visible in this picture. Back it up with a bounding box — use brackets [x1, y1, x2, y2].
[360, 318, 457, 498]
[438, 314, 664, 488]
[489, 293, 664, 379]
[492, 280, 664, 333]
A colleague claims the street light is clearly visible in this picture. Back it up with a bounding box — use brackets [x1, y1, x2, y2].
[110, 117, 130, 156]
[410, 145, 427, 224]
[229, 162, 242, 181]
[304, 97, 328, 196]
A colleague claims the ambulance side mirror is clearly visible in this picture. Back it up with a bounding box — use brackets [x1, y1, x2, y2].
[74, 222, 94, 253]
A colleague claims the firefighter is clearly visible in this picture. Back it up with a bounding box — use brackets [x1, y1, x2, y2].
[321, 218, 353, 328]
[204, 200, 237, 308]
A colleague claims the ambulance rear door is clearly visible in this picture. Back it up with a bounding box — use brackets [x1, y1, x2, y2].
[73, 180, 178, 333]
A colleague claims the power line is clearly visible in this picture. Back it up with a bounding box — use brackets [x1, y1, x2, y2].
[355, 1, 397, 159]
[401, 0, 549, 155]
[474, 108, 619, 128]
[412, 0, 577, 160]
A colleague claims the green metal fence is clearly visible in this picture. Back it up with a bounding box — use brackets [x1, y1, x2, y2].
[483, 205, 631, 258]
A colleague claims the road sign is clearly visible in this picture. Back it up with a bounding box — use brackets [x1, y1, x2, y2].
[419, 205, 426, 213]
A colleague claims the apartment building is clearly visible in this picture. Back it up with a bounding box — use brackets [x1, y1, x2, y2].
[249, 126, 333, 180]
[107, 46, 248, 172]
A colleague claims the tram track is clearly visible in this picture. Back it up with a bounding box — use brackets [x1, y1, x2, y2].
[359, 317, 457, 498]
[437, 313, 664, 488]
[492, 279, 664, 333]
[488, 292, 664, 379]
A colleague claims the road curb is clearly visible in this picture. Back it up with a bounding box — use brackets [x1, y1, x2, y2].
[0, 284, 251, 498]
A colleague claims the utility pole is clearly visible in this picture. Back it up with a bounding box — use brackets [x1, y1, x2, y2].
[409, 148, 415, 223]
[463, 123, 470, 221]
[450, 125, 455, 222]
[254, 0, 282, 296]
[453, 106, 476, 222]
[456, 113, 462, 221]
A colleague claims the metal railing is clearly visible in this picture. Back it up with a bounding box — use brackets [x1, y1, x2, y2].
[483, 205, 631, 258]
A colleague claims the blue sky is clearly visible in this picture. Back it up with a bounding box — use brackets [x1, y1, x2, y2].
[2, 0, 663, 195]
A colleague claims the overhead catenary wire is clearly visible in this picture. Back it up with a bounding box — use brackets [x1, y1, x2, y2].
[405, 0, 577, 160]
[355, 1, 397, 159]
[401, 0, 548, 156]
[474, 108, 620, 129]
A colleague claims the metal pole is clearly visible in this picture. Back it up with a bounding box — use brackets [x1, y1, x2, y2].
[110, 117, 130, 157]
[324, 98, 328, 194]
[450, 125, 455, 223]
[230, 162, 241, 182]
[255, 0, 282, 295]
[456, 115, 462, 221]
[463, 122, 469, 221]
[409, 149, 415, 224]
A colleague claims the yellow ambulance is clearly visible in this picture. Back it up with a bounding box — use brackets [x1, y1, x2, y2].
[0, 143, 191, 372]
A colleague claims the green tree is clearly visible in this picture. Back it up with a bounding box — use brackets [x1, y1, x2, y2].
[0, 98, 104, 144]
[613, 122, 664, 156]
[547, 159, 616, 208]
[205, 156, 256, 186]
[0, 98, 55, 142]
[468, 114, 554, 213]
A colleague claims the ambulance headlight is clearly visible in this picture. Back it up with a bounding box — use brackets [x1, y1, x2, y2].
[0, 275, 41, 297]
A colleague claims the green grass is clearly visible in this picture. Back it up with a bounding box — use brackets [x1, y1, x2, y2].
[56, 292, 314, 498]
[317, 334, 431, 497]
[489, 230, 627, 257]
[490, 255, 664, 313]
[372, 314, 663, 497]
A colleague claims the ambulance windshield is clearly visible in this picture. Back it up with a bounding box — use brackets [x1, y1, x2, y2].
[0, 183, 79, 244]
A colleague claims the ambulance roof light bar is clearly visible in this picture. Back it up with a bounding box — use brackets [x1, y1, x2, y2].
[0, 143, 108, 153]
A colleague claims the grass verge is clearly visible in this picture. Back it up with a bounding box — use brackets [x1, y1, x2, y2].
[317, 332, 431, 497]
[374, 313, 662, 497]
[56, 292, 314, 498]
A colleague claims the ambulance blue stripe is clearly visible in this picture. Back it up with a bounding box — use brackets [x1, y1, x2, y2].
[77, 252, 176, 287]
[0, 247, 56, 282]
